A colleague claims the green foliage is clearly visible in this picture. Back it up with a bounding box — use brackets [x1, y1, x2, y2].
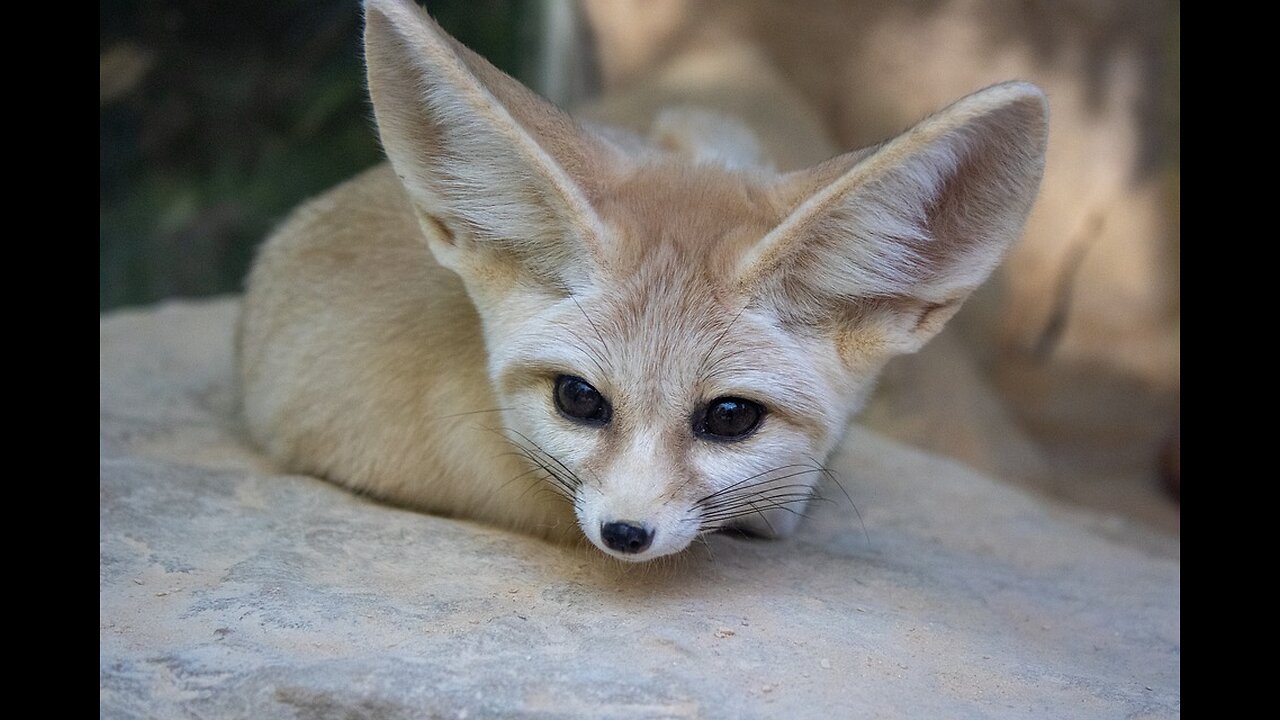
[100, 0, 539, 310]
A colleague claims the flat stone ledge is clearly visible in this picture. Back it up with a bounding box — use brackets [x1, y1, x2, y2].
[100, 298, 1179, 719]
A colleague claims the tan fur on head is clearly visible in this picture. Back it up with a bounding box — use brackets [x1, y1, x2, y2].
[237, 0, 1048, 561]
[580, 0, 1178, 520]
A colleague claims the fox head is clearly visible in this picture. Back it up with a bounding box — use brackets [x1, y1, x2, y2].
[363, 0, 1047, 561]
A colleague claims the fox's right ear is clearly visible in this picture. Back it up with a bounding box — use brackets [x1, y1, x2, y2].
[363, 0, 611, 291]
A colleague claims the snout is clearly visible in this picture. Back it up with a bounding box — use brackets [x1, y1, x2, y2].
[577, 499, 696, 561]
[574, 476, 699, 561]
[600, 521, 654, 554]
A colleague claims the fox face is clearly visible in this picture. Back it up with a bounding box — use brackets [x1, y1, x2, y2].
[486, 238, 851, 560]
[361, 0, 1047, 561]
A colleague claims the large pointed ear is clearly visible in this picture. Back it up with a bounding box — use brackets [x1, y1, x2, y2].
[739, 82, 1048, 359]
[363, 0, 611, 289]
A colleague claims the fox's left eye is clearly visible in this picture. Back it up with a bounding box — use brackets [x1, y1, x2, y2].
[695, 397, 764, 441]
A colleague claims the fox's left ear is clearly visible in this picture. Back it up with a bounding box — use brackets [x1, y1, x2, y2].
[739, 82, 1048, 361]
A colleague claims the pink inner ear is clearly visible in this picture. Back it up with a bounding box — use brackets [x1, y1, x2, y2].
[365, 0, 613, 290]
[915, 100, 1049, 294]
[742, 85, 1046, 329]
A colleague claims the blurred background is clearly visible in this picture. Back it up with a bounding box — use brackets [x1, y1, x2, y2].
[100, 0, 548, 311]
[101, 0, 1178, 534]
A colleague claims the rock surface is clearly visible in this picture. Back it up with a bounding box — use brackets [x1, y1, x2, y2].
[100, 299, 1179, 719]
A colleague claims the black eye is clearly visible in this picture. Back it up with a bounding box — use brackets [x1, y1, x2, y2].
[695, 397, 764, 441]
[554, 375, 611, 425]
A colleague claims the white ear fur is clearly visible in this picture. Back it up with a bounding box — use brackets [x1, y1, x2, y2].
[740, 82, 1048, 353]
[363, 0, 609, 286]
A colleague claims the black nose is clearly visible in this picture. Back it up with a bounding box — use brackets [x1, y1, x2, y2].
[600, 521, 653, 554]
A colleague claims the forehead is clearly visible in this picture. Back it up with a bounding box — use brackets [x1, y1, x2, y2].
[494, 160, 831, 419]
[592, 162, 785, 281]
[567, 249, 831, 440]
[594, 244, 748, 391]
[578, 241, 822, 419]
[586, 165, 786, 380]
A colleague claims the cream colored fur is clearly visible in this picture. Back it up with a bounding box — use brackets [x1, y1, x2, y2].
[237, 0, 1047, 561]
[580, 0, 1179, 525]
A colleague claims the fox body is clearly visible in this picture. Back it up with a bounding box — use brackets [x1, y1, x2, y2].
[237, 0, 1047, 561]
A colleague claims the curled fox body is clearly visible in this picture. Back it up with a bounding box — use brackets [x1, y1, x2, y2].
[237, 0, 1048, 561]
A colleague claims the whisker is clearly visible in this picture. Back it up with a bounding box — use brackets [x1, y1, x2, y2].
[695, 464, 820, 504]
[694, 534, 717, 564]
[806, 456, 871, 547]
[701, 481, 819, 509]
[497, 463, 571, 504]
[697, 302, 750, 383]
[702, 486, 816, 508]
[692, 460, 830, 531]
[503, 427, 583, 490]
[495, 454, 577, 498]
[569, 292, 611, 366]
[480, 425, 583, 506]
[699, 493, 820, 523]
[745, 500, 778, 535]
[533, 487, 572, 504]
[434, 407, 513, 421]
[563, 327, 611, 380]
[701, 502, 808, 525]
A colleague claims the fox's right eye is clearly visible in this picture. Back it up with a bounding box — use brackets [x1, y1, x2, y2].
[554, 375, 612, 425]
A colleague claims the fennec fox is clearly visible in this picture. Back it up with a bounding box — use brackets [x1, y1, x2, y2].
[237, 0, 1047, 562]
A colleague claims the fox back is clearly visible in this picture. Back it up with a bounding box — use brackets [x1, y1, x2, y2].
[237, 0, 1047, 561]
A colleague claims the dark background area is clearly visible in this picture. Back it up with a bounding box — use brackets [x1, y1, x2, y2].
[100, 0, 543, 311]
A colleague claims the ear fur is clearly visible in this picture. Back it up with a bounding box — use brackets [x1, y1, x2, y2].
[363, 0, 610, 288]
[740, 82, 1049, 356]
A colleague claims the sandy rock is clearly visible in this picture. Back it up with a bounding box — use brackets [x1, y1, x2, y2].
[100, 298, 1179, 718]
